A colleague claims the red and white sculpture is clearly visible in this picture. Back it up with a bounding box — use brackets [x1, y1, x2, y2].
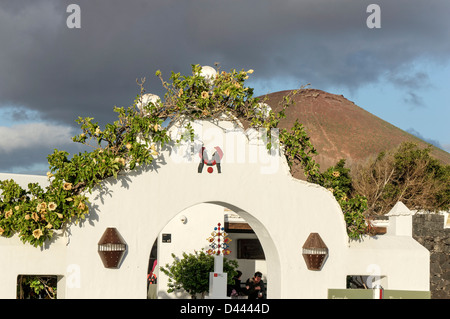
[198, 146, 223, 174]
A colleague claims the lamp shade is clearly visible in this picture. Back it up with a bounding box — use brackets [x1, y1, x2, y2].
[98, 228, 127, 268]
[302, 233, 328, 271]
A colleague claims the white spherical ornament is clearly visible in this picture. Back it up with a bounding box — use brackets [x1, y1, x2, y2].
[200, 65, 217, 85]
[137, 93, 160, 114]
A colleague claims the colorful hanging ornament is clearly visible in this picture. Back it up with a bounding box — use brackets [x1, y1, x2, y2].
[206, 222, 232, 255]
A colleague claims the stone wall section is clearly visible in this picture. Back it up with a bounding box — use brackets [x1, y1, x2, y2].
[413, 214, 449, 299]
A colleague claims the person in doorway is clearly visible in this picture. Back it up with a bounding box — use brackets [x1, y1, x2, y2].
[245, 271, 266, 299]
[227, 270, 244, 297]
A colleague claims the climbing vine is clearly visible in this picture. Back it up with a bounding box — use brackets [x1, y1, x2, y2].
[0, 64, 368, 246]
[314, 160, 369, 239]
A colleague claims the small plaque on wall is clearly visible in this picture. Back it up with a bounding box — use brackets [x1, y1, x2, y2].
[162, 234, 171, 243]
[237, 239, 265, 260]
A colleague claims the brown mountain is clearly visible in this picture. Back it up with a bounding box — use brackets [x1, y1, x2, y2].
[260, 89, 450, 180]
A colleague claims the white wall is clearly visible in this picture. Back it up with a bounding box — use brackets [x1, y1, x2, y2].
[0, 119, 431, 299]
[0, 233, 68, 298]
[346, 236, 430, 291]
[0, 173, 49, 189]
[388, 216, 413, 236]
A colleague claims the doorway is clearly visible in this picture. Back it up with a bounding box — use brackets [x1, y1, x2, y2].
[146, 202, 280, 298]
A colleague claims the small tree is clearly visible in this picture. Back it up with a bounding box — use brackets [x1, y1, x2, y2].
[160, 250, 238, 299]
[352, 142, 450, 215]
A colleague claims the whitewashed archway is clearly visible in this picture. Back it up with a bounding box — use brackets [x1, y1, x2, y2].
[152, 200, 282, 299]
[59, 119, 349, 298]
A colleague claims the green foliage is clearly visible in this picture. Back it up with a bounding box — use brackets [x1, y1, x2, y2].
[0, 88, 163, 246]
[317, 159, 353, 195]
[279, 120, 320, 181]
[159, 65, 254, 120]
[391, 142, 449, 211]
[314, 159, 369, 239]
[339, 195, 369, 239]
[160, 250, 238, 299]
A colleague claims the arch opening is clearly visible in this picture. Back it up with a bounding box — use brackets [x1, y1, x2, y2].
[146, 201, 281, 299]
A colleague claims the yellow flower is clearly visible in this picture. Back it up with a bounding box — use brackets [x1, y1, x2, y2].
[125, 143, 132, 150]
[48, 202, 57, 211]
[63, 183, 73, 191]
[201, 91, 209, 99]
[57, 213, 63, 219]
[332, 171, 340, 178]
[0, 227, 4, 236]
[149, 144, 158, 156]
[95, 127, 101, 135]
[25, 214, 31, 220]
[45, 223, 53, 229]
[5, 209, 13, 219]
[32, 229, 43, 239]
[78, 202, 86, 211]
[31, 212, 39, 222]
[46, 171, 53, 179]
[14, 205, 20, 211]
[40, 202, 47, 210]
[247, 69, 254, 74]
[114, 157, 126, 166]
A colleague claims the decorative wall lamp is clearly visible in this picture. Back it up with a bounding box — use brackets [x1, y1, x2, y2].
[302, 233, 328, 271]
[98, 228, 127, 268]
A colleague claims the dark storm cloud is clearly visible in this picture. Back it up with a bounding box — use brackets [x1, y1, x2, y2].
[1, 0, 449, 122]
[0, 0, 449, 173]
